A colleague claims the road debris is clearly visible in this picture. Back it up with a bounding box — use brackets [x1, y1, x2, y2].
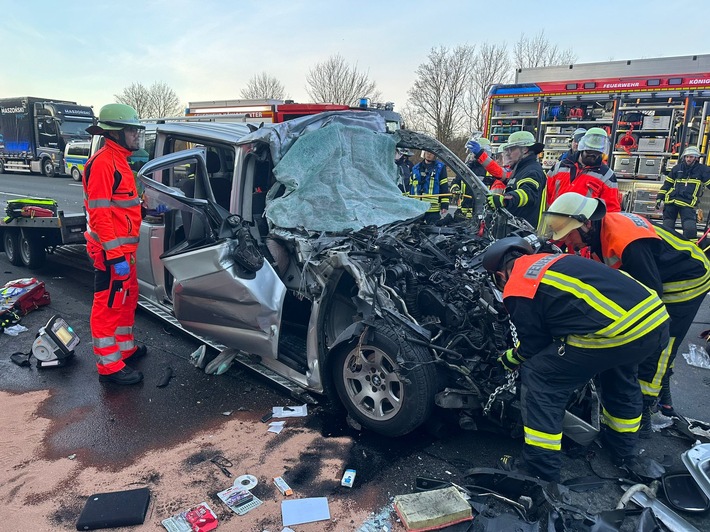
[281, 497, 331, 527]
[161, 502, 218, 532]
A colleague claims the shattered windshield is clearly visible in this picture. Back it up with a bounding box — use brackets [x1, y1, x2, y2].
[265, 123, 428, 232]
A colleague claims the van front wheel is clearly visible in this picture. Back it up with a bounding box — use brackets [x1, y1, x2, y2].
[71, 167, 82, 182]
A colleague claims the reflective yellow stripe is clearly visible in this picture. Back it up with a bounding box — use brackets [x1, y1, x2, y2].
[602, 408, 641, 433]
[594, 294, 661, 337]
[513, 189, 529, 206]
[541, 271, 625, 319]
[566, 305, 669, 349]
[655, 225, 710, 302]
[639, 337, 675, 397]
[516, 177, 540, 189]
[524, 426, 562, 451]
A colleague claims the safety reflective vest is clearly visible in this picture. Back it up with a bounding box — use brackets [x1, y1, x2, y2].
[547, 156, 621, 212]
[504, 253, 669, 350]
[598, 213, 710, 304]
[82, 139, 142, 263]
[411, 160, 449, 212]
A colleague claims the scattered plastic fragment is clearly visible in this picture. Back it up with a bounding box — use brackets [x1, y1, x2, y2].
[222, 411, 232, 416]
[272, 405, 308, 418]
[268, 421, 285, 434]
[3, 324, 28, 336]
[683, 344, 710, 369]
[68, 454, 76, 460]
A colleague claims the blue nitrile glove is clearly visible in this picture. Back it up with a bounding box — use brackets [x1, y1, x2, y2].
[156, 204, 169, 214]
[113, 260, 130, 277]
[487, 194, 505, 210]
[466, 140, 483, 156]
[497, 348, 524, 371]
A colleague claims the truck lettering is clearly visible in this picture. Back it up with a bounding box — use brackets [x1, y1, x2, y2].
[63, 109, 93, 117]
[601, 82, 641, 89]
[689, 78, 710, 85]
[1, 106, 26, 114]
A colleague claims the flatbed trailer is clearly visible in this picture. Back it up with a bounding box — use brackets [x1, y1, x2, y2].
[0, 211, 86, 269]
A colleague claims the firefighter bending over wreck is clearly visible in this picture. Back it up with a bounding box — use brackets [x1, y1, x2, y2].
[541, 192, 710, 436]
[83, 104, 147, 385]
[483, 237, 669, 482]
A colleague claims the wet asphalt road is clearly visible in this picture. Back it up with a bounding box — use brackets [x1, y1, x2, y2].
[1, 174, 710, 528]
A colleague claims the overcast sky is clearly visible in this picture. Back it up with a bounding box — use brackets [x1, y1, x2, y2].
[2, 0, 707, 114]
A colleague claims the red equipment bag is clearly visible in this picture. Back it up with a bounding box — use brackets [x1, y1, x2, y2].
[20, 205, 56, 218]
[0, 277, 51, 316]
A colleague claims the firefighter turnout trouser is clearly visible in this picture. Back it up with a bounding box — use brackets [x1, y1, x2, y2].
[519, 325, 668, 482]
[662, 204, 698, 240]
[639, 294, 706, 398]
[88, 247, 140, 376]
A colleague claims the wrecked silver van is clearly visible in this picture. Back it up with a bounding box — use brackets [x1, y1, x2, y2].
[136, 112, 597, 440]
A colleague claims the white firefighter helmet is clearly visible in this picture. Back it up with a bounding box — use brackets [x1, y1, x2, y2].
[539, 192, 607, 240]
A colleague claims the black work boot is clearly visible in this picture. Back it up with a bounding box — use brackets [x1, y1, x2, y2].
[99, 366, 143, 385]
[124, 343, 148, 363]
[638, 398, 656, 439]
[657, 377, 676, 417]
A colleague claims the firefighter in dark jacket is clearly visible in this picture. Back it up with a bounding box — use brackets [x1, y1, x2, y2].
[483, 238, 669, 482]
[83, 104, 146, 385]
[484, 131, 546, 229]
[410, 151, 449, 224]
[395, 148, 413, 193]
[657, 146, 710, 239]
[542, 192, 710, 434]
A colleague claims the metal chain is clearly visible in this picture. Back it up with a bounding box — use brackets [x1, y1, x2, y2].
[482, 318, 521, 416]
[509, 318, 520, 348]
[483, 369, 518, 416]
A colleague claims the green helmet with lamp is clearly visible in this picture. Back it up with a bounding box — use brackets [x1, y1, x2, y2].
[87, 104, 144, 135]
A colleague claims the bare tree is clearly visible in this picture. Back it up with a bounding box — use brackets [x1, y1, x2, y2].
[115, 81, 182, 118]
[305, 54, 381, 105]
[513, 30, 577, 70]
[114, 82, 151, 119]
[463, 42, 512, 134]
[147, 81, 182, 118]
[407, 45, 476, 143]
[240, 72, 287, 100]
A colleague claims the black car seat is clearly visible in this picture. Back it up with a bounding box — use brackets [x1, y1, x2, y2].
[206, 151, 232, 210]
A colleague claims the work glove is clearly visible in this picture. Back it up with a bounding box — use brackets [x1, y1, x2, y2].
[497, 348, 524, 371]
[466, 140, 483, 157]
[655, 198, 663, 210]
[112, 260, 130, 277]
[487, 194, 506, 210]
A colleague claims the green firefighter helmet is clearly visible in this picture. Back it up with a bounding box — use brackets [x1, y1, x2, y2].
[87, 103, 144, 135]
[505, 131, 544, 154]
[578, 127, 609, 152]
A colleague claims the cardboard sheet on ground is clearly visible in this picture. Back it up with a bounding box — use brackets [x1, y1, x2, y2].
[265, 123, 428, 232]
[281, 497, 331, 526]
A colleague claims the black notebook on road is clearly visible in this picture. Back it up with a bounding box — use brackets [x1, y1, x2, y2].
[76, 487, 150, 530]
